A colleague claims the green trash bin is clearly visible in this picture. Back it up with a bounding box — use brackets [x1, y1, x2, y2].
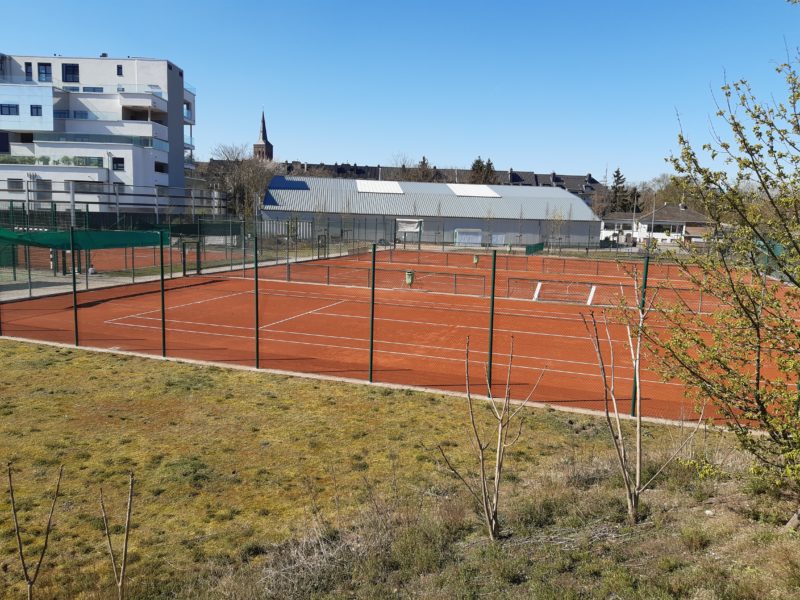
[405, 270, 414, 286]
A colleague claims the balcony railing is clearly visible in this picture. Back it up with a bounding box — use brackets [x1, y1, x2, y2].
[32, 132, 169, 152]
[0, 154, 104, 167]
[54, 110, 120, 121]
[0, 77, 170, 98]
[184, 82, 196, 95]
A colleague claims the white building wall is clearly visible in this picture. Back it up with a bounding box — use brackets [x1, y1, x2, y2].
[0, 53, 192, 194]
[0, 84, 53, 131]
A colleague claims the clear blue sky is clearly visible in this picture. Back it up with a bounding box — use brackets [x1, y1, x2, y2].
[3, 0, 799, 183]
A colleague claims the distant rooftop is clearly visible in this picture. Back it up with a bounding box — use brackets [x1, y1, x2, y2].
[265, 176, 600, 221]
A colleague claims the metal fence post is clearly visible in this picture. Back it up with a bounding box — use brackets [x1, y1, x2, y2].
[25, 245, 32, 298]
[630, 251, 650, 417]
[160, 232, 167, 357]
[487, 250, 497, 388]
[70, 227, 79, 346]
[369, 243, 377, 382]
[254, 234, 260, 369]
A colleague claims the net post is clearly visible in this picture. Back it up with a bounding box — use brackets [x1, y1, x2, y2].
[159, 231, 166, 357]
[131, 245, 135, 283]
[254, 234, 260, 369]
[69, 227, 79, 346]
[487, 249, 497, 388]
[630, 251, 650, 417]
[369, 243, 376, 382]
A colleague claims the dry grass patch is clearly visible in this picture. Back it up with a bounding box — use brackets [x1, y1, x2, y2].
[0, 340, 799, 598]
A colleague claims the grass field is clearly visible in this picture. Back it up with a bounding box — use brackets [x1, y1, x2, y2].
[0, 339, 799, 599]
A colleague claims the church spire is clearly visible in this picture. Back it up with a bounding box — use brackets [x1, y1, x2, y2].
[253, 110, 273, 161]
[259, 110, 268, 143]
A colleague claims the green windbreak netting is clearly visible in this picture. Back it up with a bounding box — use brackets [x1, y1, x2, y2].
[0, 228, 161, 250]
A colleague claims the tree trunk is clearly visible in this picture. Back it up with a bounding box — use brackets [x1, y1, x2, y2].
[782, 507, 800, 532]
[627, 491, 639, 525]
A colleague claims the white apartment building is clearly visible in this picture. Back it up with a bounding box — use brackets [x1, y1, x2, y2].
[0, 52, 211, 216]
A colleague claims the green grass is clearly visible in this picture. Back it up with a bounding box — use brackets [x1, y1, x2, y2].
[0, 339, 798, 598]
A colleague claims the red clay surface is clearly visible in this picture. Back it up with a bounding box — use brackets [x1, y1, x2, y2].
[0, 250, 709, 422]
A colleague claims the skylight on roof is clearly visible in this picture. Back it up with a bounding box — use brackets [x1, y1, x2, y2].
[356, 180, 404, 194]
[446, 184, 500, 198]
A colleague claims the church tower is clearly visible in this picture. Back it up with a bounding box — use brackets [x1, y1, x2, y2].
[253, 111, 273, 161]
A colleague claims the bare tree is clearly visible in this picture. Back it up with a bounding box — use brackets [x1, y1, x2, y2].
[100, 472, 135, 600]
[208, 143, 284, 217]
[436, 337, 545, 540]
[7, 463, 64, 600]
[582, 282, 707, 524]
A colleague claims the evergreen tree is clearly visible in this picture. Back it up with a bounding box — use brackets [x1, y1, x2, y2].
[609, 167, 628, 213]
[469, 156, 486, 183]
[417, 156, 434, 182]
[469, 156, 496, 184]
[483, 158, 496, 184]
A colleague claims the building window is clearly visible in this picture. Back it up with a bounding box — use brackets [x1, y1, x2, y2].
[73, 156, 103, 168]
[62, 63, 80, 83]
[82, 86, 103, 93]
[116, 64, 123, 76]
[72, 110, 89, 120]
[0, 104, 20, 115]
[24, 62, 32, 81]
[20, 133, 33, 143]
[30, 105, 42, 116]
[37, 63, 52, 82]
[53, 110, 69, 119]
[112, 157, 125, 171]
[62, 86, 79, 92]
[71, 180, 104, 194]
[34, 179, 52, 202]
[8, 179, 24, 191]
[154, 161, 169, 174]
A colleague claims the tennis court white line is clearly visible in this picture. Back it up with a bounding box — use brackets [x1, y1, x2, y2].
[106, 318, 645, 384]
[311, 311, 631, 344]
[260, 300, 346, 329]
[106, 298, 347, 333]
[106, 289, 252, 323]
[111, 312, 619, 371]
[106, 317, 677, 386]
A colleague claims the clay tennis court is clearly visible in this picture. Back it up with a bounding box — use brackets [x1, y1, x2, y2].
[0, 249, 710, 421]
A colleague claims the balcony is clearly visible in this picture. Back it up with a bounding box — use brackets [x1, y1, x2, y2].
[184, 135, 194, 150]
[1, 77, 171, 99]
[184, 82, 196, 95]
[0, 154, 104, 167]
[32, 132, 169, 152]
[119, 91, 169, 113]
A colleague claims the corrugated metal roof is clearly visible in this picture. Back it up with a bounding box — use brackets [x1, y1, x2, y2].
[265, 177, 599, 221]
